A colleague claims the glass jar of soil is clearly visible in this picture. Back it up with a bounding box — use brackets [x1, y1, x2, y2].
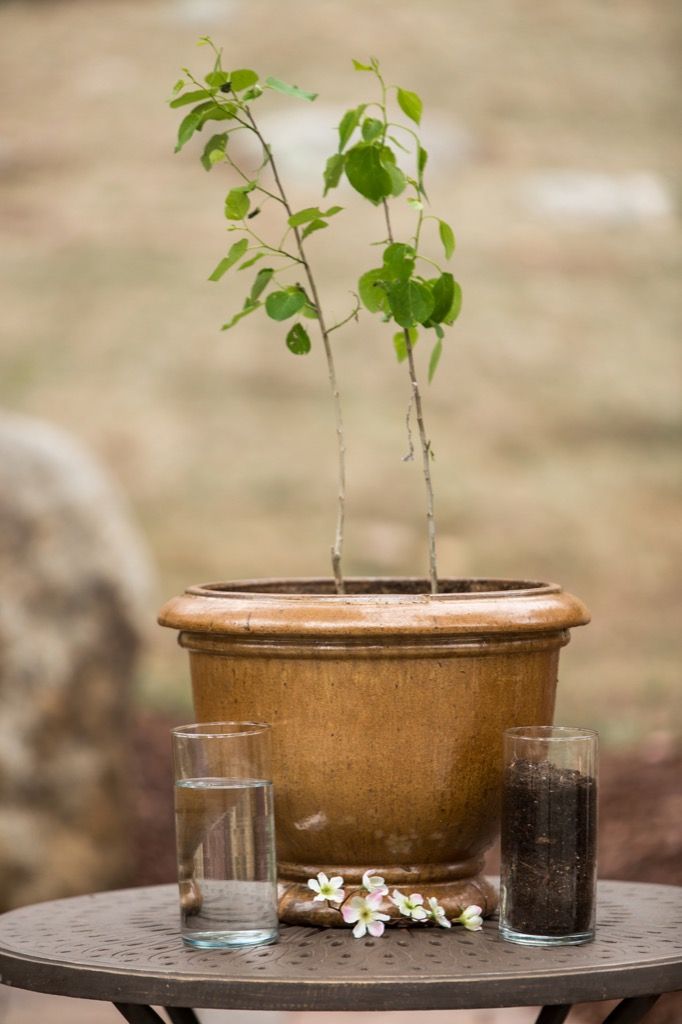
[500, 726, 598, 946]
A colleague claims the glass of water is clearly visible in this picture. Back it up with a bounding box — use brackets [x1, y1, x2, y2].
[172, 721, 278, 948]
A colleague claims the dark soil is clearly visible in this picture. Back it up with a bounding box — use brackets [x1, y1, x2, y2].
[129, 713, 682, 1023]
[501, 757, 597, 937]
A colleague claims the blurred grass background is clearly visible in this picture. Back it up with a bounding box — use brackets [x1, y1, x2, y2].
[1, 0, 679, 745]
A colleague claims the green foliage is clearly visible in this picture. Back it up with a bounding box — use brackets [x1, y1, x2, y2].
[286, 322, 312, 354]
[345, 143, 393, 204]
[438, 219, 456, 259]
[201, 132, 228, 170]
[358, 268, 390, 313]
[208, 238, 249, 280]
[171, 45, 461, 389]
[323, 154, 345, 195]
[265, 76, 317, 101]
[265, 287, 307, 321]
[388, 279, 434, 329]
[393, 327, 418, 362]
[250, 267, 274, 301]
[288, 206, 342, 228]
[225, 183, 255, 220]
[396, 87, 423, 125]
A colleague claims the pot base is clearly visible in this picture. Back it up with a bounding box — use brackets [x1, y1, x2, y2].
[277, 867, 498, 927]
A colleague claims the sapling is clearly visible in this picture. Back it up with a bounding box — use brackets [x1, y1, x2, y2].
[169, 42, 461, 595]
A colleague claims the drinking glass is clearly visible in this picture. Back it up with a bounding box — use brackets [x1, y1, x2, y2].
[172, 721, 278, 948]
[499, 725, 598, 946]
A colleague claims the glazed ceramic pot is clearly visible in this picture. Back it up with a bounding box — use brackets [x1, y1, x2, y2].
[159, 577, 590, 925]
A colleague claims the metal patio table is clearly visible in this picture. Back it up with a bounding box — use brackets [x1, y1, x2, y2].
[0, 880, 680, 1023]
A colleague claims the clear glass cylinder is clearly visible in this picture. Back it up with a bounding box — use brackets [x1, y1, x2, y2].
[499, 725, 598, 946]
[172, 721, 278, 948]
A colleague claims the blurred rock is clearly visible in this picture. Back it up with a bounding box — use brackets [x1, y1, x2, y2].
[0, 413, 152, 910]
[521, 171, 675, 226]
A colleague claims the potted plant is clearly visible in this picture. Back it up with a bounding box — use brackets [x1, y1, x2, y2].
[159, 41, 590, 926]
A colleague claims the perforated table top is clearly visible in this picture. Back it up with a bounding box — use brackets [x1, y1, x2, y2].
[0, 881, 680, 1011]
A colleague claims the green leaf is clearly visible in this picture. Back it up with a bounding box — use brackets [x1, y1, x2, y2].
[424, 272, 455, 325]
[301, 303, 319, 319]
[388, 279, 434, 328]
[407, 197, 423, 210]
[230, 68, 259, 92]
[201, 132, 228, 170]
[285, 322, 311, 354]
[393, 327, 418, 362]
[323, 153, 345, 195]
[338, 105, 365, 151]
[345, 143, 393, 204]
[175, 105, 210, 152]
[288, 205, 342, 228]
[225, 187, 251, 220]
[265, 287, 307, 321]
[250, 267, 274, 301]
[397, 87, 423, 125]
[380, 145, 407, 197]
[172, 78, 185, 95]
[208, 238, 249, 281]
[241, 84, 263, 101]
[428, 338, 443, 382]
[301, 219, 328, 240]
[204, 70, 230, 88]
[221, 299, 261, 331]
[362, 117, 383, 142]
[265, 76, 317, 101]
[444, 280, 462, 324]
[358, 268, 389, 313]
[352, 59, 373, 71]
[170, 88, 212, 108]
[438, 219, 456, 259]
[382, 242, 416, 281]
[238, 252, 264, 270]
[175, 101, 235, 151]
[388, 134, 410, 153]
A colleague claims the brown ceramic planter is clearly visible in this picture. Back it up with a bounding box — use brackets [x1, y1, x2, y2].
[159, 578, 589, 925]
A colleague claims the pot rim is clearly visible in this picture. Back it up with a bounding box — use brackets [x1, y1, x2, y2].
[186, 576, 559, 599]
[159, 576, 590, 638]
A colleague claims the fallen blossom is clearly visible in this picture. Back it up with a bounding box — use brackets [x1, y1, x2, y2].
[362, 869, 389, 896]
[390, 889, 428, 921]
[457, 904, 483, 931]
[342, 891, 391, 939]
[426, 896, 452, 928]
[307, 872, 345, 904]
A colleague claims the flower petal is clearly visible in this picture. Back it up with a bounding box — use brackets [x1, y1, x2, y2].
[409, 893, 424, 905]
[342, 904, 360, 923]
[317, 872, 329, 886]
[352, 920, 367, 939]
[307, 879, 320, 893]
[367, 891, 384, 908]
[367, 920, 385, 937]
[329, 876, 344, 889]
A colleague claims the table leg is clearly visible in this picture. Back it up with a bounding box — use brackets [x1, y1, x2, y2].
[603, 995, 661, 1023]
[534, 1006, 572, 1024]
[165, 1009, 201, 1024]
[114, 1004, 166, 1024]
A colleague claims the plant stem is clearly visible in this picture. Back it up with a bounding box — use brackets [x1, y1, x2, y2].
[383, 199, 439, 594]
[245, 109, 347, 593]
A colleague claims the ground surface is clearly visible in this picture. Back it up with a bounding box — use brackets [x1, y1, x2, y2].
[0, 0, 680, 741]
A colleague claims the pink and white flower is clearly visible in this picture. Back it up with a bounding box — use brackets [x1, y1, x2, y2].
[307, 872, 345, 904]
[390, 889, 428, 921]
[457, 905, 483, 931]
[342, 891, 391, 939]
[362, 869, 388, 896]
[426, 896, 452, 928]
